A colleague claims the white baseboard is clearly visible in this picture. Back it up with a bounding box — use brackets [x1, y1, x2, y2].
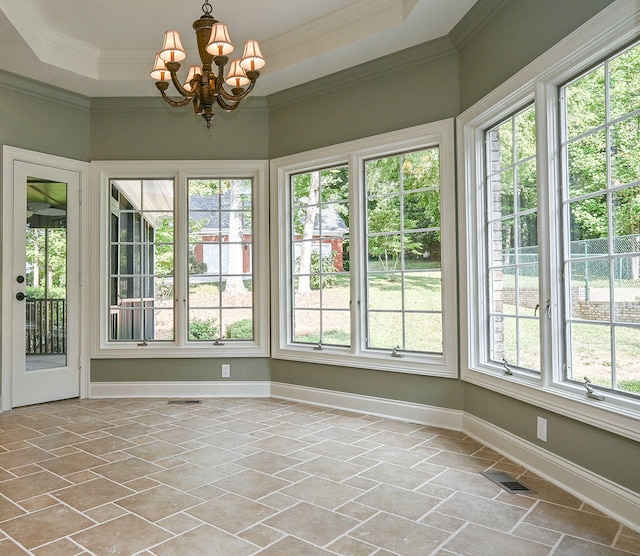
[89, 381, 271, 399]
[464, 414, 640, 534]
[270, 382, 464, 430]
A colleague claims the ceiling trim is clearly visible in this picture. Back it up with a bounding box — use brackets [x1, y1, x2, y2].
[0, 0, 100, 79]
[263, 0, 404, 72]
[89, 95, 268, 114]
[0, 68, 90, 109]
[448, 0, 511, 50]
[267, 36, 457, 109]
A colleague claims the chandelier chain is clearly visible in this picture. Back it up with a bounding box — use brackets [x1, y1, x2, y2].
[202, 1, 213, 16]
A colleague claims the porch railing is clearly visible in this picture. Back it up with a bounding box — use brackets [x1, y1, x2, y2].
[25, 298, 66, 354]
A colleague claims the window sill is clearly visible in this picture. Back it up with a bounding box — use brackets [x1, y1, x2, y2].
[93, 342, 269, 359]
[273, 344, 458, 378]
[462, 367, 640, 442]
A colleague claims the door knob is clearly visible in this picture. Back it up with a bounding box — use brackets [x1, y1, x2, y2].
[16, 292, 26, 301]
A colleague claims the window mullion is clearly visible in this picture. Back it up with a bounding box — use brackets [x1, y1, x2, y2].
[537, 82, 562, 388]
[350, 153, 365, 357]
[174, 172, 187, 346]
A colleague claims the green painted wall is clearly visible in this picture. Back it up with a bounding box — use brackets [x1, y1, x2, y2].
[455, 0, 617, 111]
[0, 71, 91, 397]
[0, 71, 91, 161]
[90, 97, 269, 160]
[271, 360, 464, 410]
[91, 358, 270, 382]
[464, 384, 640, 494]
[267, 38, 459, 159]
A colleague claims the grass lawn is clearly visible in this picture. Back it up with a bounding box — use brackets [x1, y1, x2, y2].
[180, 274, 640, 394]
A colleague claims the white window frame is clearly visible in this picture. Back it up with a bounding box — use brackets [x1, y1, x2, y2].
[458, 0, 640, 440]
[271, 120, 457, 377]
[91, 160, 270, 358]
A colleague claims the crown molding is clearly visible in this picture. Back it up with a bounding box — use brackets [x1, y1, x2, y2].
[90, 95, 268, 114]
[263, 0, 404, 73]
[0, 68, 90, 109]
[266, 36, 457, 110]
[448, 0, 511, 50]
[0, 0, 100, 79]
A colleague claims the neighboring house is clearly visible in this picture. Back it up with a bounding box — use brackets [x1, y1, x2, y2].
[189, 191, 252, 276]
[292, 203, 349, 271]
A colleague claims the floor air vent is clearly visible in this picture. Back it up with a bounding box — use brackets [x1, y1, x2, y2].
[480, 471, 535, 494]
[168, 400, 202, 405]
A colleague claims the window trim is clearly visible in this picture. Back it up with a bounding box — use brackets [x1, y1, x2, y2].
[271, 120, 458, 377]
[91, 160, 270, 358]
[458, 0, 640, 440]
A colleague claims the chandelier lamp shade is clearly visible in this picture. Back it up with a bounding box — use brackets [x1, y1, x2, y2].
[150, 1, 265, 128]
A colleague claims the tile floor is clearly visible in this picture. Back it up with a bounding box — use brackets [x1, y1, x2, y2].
[0, 397, 638, 555]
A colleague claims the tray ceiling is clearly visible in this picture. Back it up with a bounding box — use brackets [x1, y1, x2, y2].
[0, 0, 478, 97]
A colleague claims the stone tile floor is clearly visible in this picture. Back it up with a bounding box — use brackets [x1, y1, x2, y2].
[0, 397, 637, 555]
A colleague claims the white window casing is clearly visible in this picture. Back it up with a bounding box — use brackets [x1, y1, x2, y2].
[91, 160, 270, 358]
[271, 120, 458, 377]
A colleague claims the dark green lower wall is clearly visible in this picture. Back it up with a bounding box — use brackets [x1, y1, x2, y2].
[271, 359, 464, 410]
[464, 384, 640, 494]
[90, 358, 270, 382]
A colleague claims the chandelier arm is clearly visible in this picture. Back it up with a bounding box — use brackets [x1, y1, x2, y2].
[151, 10, 264, 128]
[217, 80, 256, 104]
[158, 88, 194, 108]
[215, 95, 240, 111]
[168, 69, 198, 99]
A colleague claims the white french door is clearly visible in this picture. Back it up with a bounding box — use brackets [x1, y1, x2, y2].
[2, 148, 86, 409]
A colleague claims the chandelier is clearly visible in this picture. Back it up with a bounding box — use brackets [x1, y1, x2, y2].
[150, 1, 265, 128]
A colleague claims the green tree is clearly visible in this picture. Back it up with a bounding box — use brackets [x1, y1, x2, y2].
[26, 226, 67, 298]
[293, 166, 349, 293]
[366, 149, 441, 276]
[565, 44, 640, 240]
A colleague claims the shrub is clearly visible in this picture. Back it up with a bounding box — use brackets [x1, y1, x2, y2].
[226, 319, 253, 339]
[26, 285, 66, 299]
[309, 251, 338, 289]
[189, 317, 219, 340]
[619, 380, 640, 393]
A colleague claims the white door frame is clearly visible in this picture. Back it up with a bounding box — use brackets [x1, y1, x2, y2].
[1, 146, 90, 411]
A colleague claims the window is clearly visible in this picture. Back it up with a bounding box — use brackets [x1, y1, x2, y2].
[188, 178, 254, 342]
[93, 161, 269, 357]
[290, 165, 350, 347]
[459, 1, 640, 437]
[365, 149, 444, 353]
[272, 121, 457, 376]
[561, 43, 640, 396]
[109, 179, 174, 342]
[485, 106, 540, 374]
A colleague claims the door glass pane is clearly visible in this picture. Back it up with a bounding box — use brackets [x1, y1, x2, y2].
[26, 178, 67, 370]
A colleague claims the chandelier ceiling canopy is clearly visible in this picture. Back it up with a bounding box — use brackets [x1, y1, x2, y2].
[150, 0, 265, 128]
